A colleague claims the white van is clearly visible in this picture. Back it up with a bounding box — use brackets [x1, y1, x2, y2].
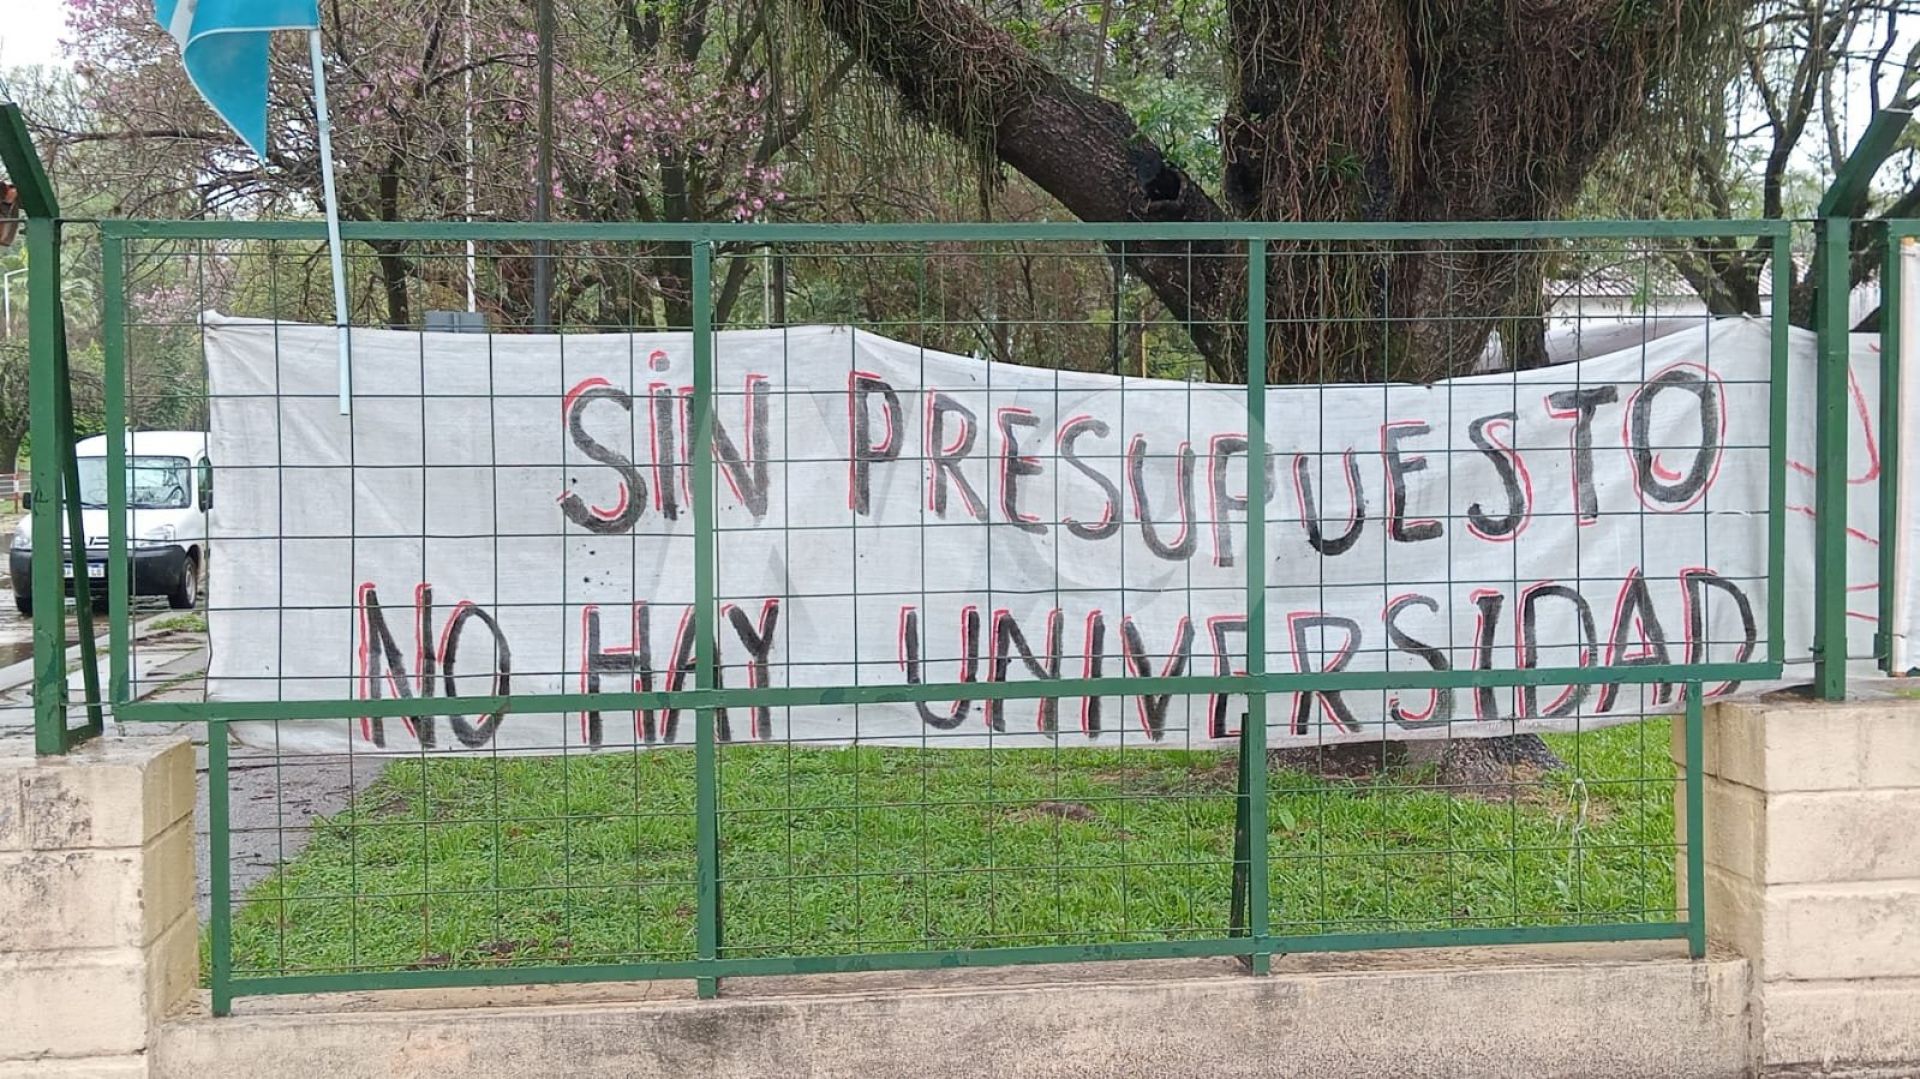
[8, 432, 211, 615]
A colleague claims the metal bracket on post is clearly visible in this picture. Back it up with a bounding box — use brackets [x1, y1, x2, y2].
[1812, 108, 1914, 700]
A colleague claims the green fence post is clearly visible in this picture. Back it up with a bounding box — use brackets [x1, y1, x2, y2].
[57, 287, 103, 737]
[102, 234, 132, 702]
[3, 102, 99, 749]
[689, 240, 722, 999]
[24, 215, 67, 754]
[208, 724, 234, 1016]
[1684, 688, 1707, 959]
[1769, 230, 1792, 668]
[1234, 240, 1271, 973]
[1813, 215, 1852, 699]
[1881, 226, 1905, 672]
[1813, 107, 1912, 697]
[2, 103, 77, 754]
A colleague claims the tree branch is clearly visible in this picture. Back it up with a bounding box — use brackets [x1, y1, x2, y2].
[812, 0, 1235, 371]
[1820, 9, 1864, 170]
[1745, 34, 1786, 132]
[754, 54, 857, 167]
[620, 0, 663, 56]
[44, 128, 233, 144]
[721, 2, 768, 84]
[1764, 0, 1858, 218]
[712, 252, 756, 326]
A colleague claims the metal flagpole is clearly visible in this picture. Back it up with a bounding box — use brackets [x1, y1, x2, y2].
[309, 28, 353, 413]
[464, 0, 477, 314]
[533, 0, 554, 331]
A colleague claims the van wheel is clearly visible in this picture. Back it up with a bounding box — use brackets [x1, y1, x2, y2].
[167, 553, 199, 610]
[12, 590, 28, 617]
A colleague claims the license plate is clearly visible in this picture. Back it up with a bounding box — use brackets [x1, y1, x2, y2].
[63, 563, 106, 579]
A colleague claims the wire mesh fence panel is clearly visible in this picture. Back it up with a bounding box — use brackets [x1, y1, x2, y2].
[89, 220, 1788, 1005]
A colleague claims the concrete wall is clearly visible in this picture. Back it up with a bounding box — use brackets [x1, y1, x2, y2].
[152, 948, 1749, 1079]
[1682, 697, 1920, 1074]
[0, 734, 197, 1077]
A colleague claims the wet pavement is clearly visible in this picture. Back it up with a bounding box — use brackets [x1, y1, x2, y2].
[0, 566, 53, 670]
[1, 532, 387, 918]
[0, 512, 120, 668]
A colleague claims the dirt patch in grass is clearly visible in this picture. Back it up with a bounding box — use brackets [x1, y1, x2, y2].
[1010, 800, 1099, 823]
[1092, 755, 1240, 793]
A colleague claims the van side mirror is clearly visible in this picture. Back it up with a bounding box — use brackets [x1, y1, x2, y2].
[199, 486, 212, 511]
[18, 491, 29, 510]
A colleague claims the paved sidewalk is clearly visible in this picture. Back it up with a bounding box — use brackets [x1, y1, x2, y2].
[0, 617, 388, 917]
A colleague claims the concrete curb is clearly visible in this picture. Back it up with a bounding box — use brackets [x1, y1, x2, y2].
[153, 947, 1752, 1079]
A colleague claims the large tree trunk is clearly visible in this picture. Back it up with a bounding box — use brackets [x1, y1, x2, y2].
[1223, 0, 1721, 380]
[816, 0, 1727, 382]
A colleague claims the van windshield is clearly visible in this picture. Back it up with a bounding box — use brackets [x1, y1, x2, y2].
[75, 456, 192, 509]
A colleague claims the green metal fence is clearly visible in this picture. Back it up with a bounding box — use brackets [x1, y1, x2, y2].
[2, 102, 104, 755]
[1818, 107, 1914, 690]
[27, 215, 1790, 1013]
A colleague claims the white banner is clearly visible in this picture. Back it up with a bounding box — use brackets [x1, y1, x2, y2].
[202, 316, 1896, 754]
[1893, 238, 1920, 673]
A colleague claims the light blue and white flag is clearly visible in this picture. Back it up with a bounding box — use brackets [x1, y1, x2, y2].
[154, 0, 355, 413]
[153, 0, 321, 158]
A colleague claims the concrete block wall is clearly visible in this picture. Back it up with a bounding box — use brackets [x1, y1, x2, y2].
[1683, 698, 1920, 1073]
[0, 735, 197, 1077]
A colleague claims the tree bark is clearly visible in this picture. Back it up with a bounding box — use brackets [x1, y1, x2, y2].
[818, 0, 1723, 383]
[812, 0, 1241, 375]
[374, 155, 412, 328]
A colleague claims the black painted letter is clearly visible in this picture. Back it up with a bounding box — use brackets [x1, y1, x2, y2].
[1381, 422, 1442, 543]
[1466, 412, 1530, 541]
[1383, 594, 1452, 726]
[848, 372, 900, 516]
[1293, 451, 1366, 557]
[1058, 417, 1121, 541]
[996, 407, 1047, 534]
[1545, 386, 1618, 526]
[559, 379, 647, 534]
[1629, 368, 1721, 508]
[925, 392, 986, 521]
[1128, 436, 1198, 561]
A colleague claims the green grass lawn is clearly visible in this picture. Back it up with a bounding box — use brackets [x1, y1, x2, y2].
[226, 719, 1678, 977]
